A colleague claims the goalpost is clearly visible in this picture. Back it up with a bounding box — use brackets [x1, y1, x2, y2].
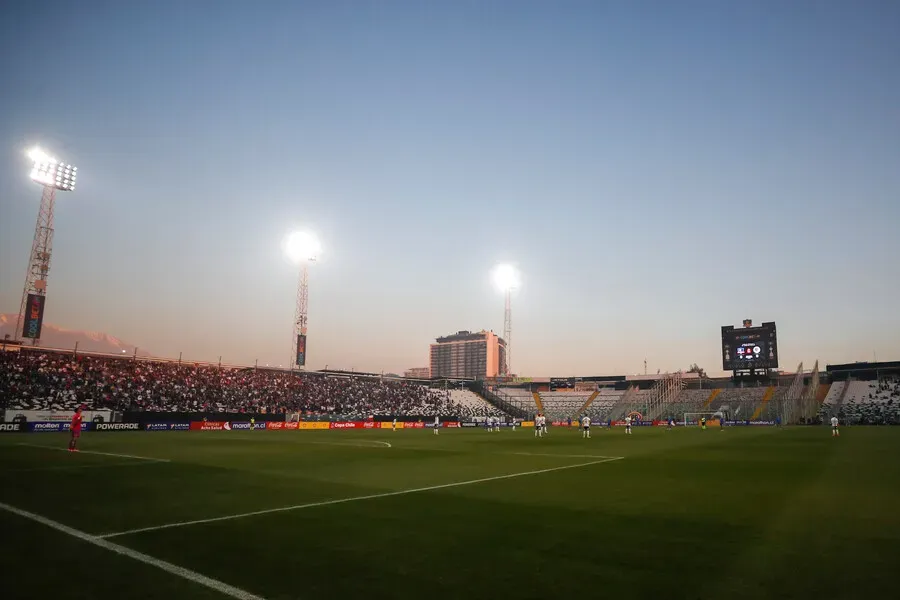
[683, 412, 719, 427]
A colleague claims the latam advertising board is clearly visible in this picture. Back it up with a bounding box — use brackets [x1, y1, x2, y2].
[144, 422, 192, 431]
[22, 293, 46, 339]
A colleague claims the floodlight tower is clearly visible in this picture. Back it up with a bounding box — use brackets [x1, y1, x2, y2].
[15, 148, 77, 343]
[492, 264, 520, 376]
[284, 231, 321, 369]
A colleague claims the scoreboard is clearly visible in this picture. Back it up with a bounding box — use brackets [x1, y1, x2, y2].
[721, 321, 778, 371]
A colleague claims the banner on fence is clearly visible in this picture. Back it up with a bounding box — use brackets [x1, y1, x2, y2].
[297, 422, 330, 430]
[0, 422, 26, 433]
[4, 409, 112, 423]
[94, 423, 140, 431]
[190, 421, 228, 431]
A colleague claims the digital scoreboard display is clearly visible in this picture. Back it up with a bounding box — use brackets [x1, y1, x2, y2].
[721, 322, 778, 371]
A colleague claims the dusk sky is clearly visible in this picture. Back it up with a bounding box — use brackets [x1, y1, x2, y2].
[1, 0, 898, 377]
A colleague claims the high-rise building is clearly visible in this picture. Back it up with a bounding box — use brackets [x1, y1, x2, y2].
[429, 330, 507, 379]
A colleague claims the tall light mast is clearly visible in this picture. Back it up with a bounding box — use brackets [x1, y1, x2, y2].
[284, 231, 321, 369]
[492, 263, 520, 376]
[16, 148, 77, 343]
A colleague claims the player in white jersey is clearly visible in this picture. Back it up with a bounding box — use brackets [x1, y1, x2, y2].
[624, 415, 632, 435]
[511, 419, 516, 432]
[534, 415, 543, 438]
[831, 416, 840, 437]
[542, 415, 548, 436]
[494, 418, 501, 432]
[392, 418, 397, 431]
[433, 416, 440, 435]
[581, 415, 591, 439]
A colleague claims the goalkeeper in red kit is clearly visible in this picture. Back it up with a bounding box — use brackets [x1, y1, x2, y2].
[68, 406, 84, 452]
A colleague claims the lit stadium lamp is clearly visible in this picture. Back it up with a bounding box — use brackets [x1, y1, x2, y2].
[283, 231, 321, 264]
[492, 263, 520, 293]
[28, 146, 77, 192]
[491, 263, 520, 376]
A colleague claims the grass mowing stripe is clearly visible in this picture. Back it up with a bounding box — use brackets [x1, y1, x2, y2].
[1, 460, 169, 474]
[100, 456, 624, 539]
[0, 501, 266, 600]
[16, 443, 171, 462]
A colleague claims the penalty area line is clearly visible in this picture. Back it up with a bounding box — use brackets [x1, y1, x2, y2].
[16, 443, 170, 463]
[100, 456, 623, 539]
[0, 501, 265, 600]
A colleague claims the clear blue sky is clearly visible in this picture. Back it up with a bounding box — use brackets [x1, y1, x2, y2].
[1, 0, 898, 376]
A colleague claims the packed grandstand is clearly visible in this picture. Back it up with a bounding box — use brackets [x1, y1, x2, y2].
[1, 347, 897, 425]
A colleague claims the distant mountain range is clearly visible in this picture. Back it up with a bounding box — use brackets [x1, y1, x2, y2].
[0, 313, 151, 356]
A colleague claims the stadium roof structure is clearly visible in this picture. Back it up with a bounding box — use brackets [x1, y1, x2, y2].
[825, 360, 900, 379]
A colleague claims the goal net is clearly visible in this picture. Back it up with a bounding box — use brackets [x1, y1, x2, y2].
[683, 412, 719, 427]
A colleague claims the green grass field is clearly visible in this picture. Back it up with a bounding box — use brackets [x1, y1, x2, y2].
[1, 426, 899, 600]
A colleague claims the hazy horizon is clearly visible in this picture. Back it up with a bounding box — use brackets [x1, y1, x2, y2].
[1, 1, 898, 377]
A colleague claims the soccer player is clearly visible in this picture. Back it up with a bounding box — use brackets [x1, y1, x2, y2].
[511, 419, 516, 432]
[831, 415, 840, 437]
[534, 415, 543, 438]
[433, 416, 440, 435]
[607, 418, 612, 430]
[581, 414, 591, 439]
[624, 415, 632, 435]
[542, 414, 548, 436]
[250, 417, 256, 431]
[68, 406, 84, 452]
[392, 418, 397, 432]
[701, 416, 707, 431]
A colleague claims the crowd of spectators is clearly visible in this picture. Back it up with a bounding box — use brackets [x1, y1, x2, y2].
[839, 379, 900, 425]
[0, 350, 506, 419]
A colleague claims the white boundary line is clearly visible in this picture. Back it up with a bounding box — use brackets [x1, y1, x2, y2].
[0, 501, 265, 600]
[16, 443, 170, 463]
[510, 452, 625, 459]
[100, 456, 623, 539]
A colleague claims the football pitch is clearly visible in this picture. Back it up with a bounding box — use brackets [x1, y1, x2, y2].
[1, 426, 899, 600]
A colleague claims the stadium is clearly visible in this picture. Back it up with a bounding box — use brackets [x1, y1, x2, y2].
[2, 336, 900, 599]
[2, 3, 900, 600]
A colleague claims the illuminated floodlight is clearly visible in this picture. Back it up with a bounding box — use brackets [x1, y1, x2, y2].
[492, 263, 520, 292]
[28, 146, 77, 192]
[284, 231, 321, 264]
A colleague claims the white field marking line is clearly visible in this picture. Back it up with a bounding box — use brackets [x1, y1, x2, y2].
[2, 460, 168, 474]
[203, 437, 393, 449]
[509, 452, 626, 460]
[100, 456, 623, 539]
[16, 443, 170, 463]
[0, 501, 265, 600]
